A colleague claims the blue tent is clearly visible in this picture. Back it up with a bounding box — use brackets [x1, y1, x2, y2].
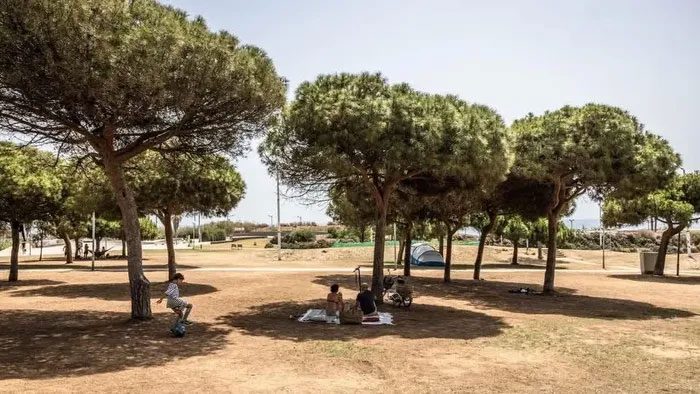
[410, 243, 445, 267]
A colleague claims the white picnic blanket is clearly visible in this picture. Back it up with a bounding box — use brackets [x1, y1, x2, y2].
[297, 309, 393, 325]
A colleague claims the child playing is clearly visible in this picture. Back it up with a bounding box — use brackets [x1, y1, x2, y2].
[157, 273, 193, 326]
[325, 283, 343, 323]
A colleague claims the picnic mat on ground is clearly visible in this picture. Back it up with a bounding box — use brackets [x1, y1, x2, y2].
[297, 309, 393, 325]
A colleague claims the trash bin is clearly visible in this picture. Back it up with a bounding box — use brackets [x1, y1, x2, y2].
[639, 251, 657, 274]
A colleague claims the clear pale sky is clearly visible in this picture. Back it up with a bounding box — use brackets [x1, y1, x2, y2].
[164, 0, 700, 225]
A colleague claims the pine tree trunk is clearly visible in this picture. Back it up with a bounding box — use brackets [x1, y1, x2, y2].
[8, 220, 20, 282]
[654, 226, 682, 276]
[121, 233, 127, 257]
[403, 222, 412, 277]
[39, 233, 44, 261]
[103, 156, 151, 320]
[62, 232, 73, 264]
[537, 243, 543, 260]
[474, 212, 497, 280]
[162, 210, 176, 280]
[371, 207, 387, 303]
[444, 227, 455, 283]
[74, 238, 80, 259]
[439, 235, 445, 257]
[359, 227, 367, 243]
[543, 212, 559, 294]
[397, 238, 405, 265]
[511, 241, 519, 265]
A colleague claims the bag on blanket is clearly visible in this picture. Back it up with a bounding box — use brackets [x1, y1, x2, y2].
[339, 302, 362, 325]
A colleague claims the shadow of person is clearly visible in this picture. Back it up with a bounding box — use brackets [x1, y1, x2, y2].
[608, 274, 700, 285]
[218, 299, 508, 342]
[312, 274, 695, 321]
[10, 282, 218, 301]
[0, 279, 65, 292]
[0, 310, 230, 380]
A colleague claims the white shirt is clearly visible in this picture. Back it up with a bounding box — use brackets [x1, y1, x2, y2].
[165, 282, 179, 299]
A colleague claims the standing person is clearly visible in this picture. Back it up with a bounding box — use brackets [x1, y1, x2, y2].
[83, 243, 89, 259]
[356, 283, 378, 319]
[157, 273, 193, 326]
[325, 283, 343, 323]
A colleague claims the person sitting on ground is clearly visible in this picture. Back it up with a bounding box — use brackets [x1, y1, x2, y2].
[356, 283, 379, 320]
[325, 283, 343, 323]
[157, 273, 194, 326]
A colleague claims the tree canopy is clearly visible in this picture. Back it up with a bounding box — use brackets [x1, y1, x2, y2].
[511, 104, 680, 292]
[261, 73, 510, 299]
[603, 172, 700, 274]
[0, 0, 284, 318]
[0, 142, 64, 281]
[130, 152, 245, 278]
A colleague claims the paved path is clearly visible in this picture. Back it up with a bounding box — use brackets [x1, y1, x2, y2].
[4, 266, 700, 276]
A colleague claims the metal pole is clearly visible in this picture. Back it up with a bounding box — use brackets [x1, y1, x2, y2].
[91, 211, 96, 271]
[677, 231, 681, 276]
[393, 223, 397, 269]
[276, 168, 282, 261]
[600, 204, 605, 270]
[197, 213, 201, 243]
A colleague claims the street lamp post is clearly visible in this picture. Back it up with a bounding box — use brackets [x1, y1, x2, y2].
[276, 168, 282, 261]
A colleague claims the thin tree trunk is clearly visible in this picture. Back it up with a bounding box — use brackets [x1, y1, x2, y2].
[162, 209, 177, 280]
[511, 240, 519, 265]
[403, 222, 412, 277]
[121, 231, 127, 257]
[543, 212, 560, 294]
[8, 220, 20, 282]
[39, 232, 44, 261]
[537, 243, 543, 260]
[359, 227, 367, 243]
[95, 238, 102, 256]
[371, 208, 387, 303]
[397, 238, 405, 265]
[654, 225, 682, 276]
[438, 235, 444, 257]
[473, 211, 497, 280]
[75, 237, 80, 259]
[103, 156, 151, 320]
[444, 227, 455, 283]
[62, 232, 73, 264]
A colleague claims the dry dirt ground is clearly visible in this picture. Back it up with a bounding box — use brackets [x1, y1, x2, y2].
[1, 244, 699, 393]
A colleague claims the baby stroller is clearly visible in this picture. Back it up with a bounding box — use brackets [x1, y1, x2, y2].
[383, 269, 413, 308]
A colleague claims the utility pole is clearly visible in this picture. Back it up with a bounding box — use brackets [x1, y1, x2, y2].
[393, 223, 397, 268]
[568, 219, 574, 229]
[677, 231, 681, 276]
[268, 214, 273, 228]
[600, 204, 605, 270]
[197, 213, 201, 243]
[297, 216, 302, 227]
[91, 211, 96, 271]
[276, 168, 282, 261]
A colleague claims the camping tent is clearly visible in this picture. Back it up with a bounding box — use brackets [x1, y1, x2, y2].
[410, 243, 445, 267]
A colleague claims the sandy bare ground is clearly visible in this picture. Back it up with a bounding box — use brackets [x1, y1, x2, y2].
[1, 245, 699, 393]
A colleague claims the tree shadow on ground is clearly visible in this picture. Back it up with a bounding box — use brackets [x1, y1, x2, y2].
[449, 262, 550, 270]
[10, 282, 218, 301]
[608, 274, 700, 285]
[0, 309, 230, 380]
[313, 274, 695, 321]
[0, 279, 65, 292]
[218, 300, 508, 342]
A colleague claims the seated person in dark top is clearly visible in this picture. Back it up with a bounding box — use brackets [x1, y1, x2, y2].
[355, 283, 378, 317]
